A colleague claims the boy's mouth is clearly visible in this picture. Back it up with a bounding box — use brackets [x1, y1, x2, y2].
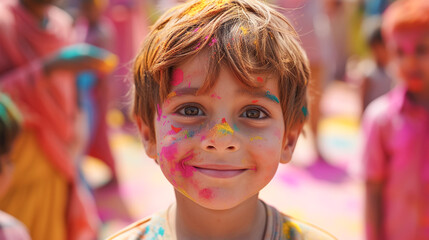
[193, 165, 248, 178]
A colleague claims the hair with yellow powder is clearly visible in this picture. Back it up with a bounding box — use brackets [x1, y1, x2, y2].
[133, 0, 310, 142]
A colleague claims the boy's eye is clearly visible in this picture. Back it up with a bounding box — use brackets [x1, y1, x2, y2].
[178, 105, 205, 116]
[241, 107, 268, 119]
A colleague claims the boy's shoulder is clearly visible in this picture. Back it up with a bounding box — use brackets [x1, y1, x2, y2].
[107, 204, 337, 240]
[106, 209, 172, 240]
[265, 203, 337, 240]
[363, 87, 404, 126]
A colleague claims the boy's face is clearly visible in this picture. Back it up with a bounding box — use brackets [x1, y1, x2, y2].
[138, 52, 301, 210]
[389, 29, 429, 94]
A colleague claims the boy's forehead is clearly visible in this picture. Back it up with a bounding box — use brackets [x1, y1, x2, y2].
[389, 28, 429, 52]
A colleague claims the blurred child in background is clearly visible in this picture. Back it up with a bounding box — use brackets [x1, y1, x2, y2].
[0, 93, 30, 240]
[360, 17, 393, 110]
[363, 0, 429, 239]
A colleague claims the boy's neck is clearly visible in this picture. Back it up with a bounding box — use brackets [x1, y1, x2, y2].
[172, 191, 267, 240]
[408, 91, 429, 111]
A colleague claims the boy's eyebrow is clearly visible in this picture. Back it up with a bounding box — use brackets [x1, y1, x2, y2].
[169, 88, 277, 100]
[235, 89, 271, 98]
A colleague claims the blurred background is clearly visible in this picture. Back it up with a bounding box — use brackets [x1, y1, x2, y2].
[0, 0, 401, 239]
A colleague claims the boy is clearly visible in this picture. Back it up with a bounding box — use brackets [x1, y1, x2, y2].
[109, 0, 336, 239]
[363, 0, 429, 240]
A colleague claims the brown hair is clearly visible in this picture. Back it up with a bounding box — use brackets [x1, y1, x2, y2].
[382, 0, 429, 39]
[133, 0, 310, 142]
[0, 93, 22, 171]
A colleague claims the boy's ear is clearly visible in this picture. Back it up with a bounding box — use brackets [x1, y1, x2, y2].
[135, 116, 157, 160]
[280, 123, 303, 164]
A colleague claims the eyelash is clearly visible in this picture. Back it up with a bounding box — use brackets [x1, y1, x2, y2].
[240, 106, 270, 119]
[175, 103, 206, 117]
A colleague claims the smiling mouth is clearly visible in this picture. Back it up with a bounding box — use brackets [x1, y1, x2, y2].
[194, 166, 248, 178]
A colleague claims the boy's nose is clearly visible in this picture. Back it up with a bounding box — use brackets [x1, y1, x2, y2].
[201, 118, 240, 153]
[201, 138, 240, 153]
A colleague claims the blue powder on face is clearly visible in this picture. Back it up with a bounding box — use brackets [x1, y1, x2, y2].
[301, 106, 309, 117]
[265, 91, 279, 103]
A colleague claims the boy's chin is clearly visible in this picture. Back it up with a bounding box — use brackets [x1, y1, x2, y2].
[175, 188, 258, 211]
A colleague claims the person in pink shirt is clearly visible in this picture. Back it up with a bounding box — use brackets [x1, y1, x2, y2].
[363, 0, 429, 239]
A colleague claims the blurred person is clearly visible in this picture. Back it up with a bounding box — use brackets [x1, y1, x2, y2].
[0, 0, 115, 239]
[75, 0, 133, 224]
[363, 0, 395, 16]
[363, 0, 429, 239]
[75, 0, 118, 185]
[0, 93, 30, 240]
[360, 17, 394, 110]
[104, 0, 149, 121]
[109, 0, 336, 239]
[277, 0, 348, 181]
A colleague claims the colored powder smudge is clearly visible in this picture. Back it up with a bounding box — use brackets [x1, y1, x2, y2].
[265, 91, 280, 103]
[240, 26, 248, 35]
[210, 93, 221, 99]
[177, 187, 194, 201]
[199, 188, 213, 199]
[157, 104, 162, 121]
[257, 77, 264, 83]
[195, 42, 201, 50]
[252, 100, 258, 103]
[301, 106, 309, 117]
[214, 118, 234, 135]
[171, 69, 184, 86]
[250, 136, 263, 141]
[209, 37, 217, 47]
[160, 144, 178, 174]
[168, 125, 182, 135]
[186, 0, 208, 16]
[194, 27, 200, 32]
[176, 151, 196, 177]
[158, 227, 165, 236]
[167, 91, 177, 99]
[208, 118, 234, 137]
[282, 221, 302, 239]
[171, 125, 182, 133]
[233, 124, 239, 132]
[215, 0, 229, 7]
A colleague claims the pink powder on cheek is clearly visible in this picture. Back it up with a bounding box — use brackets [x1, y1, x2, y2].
[171, 69, 184, 86]
[160, 144, 177, 164]
[176, 151, 196, 177]
[199, 188, 213, 200]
